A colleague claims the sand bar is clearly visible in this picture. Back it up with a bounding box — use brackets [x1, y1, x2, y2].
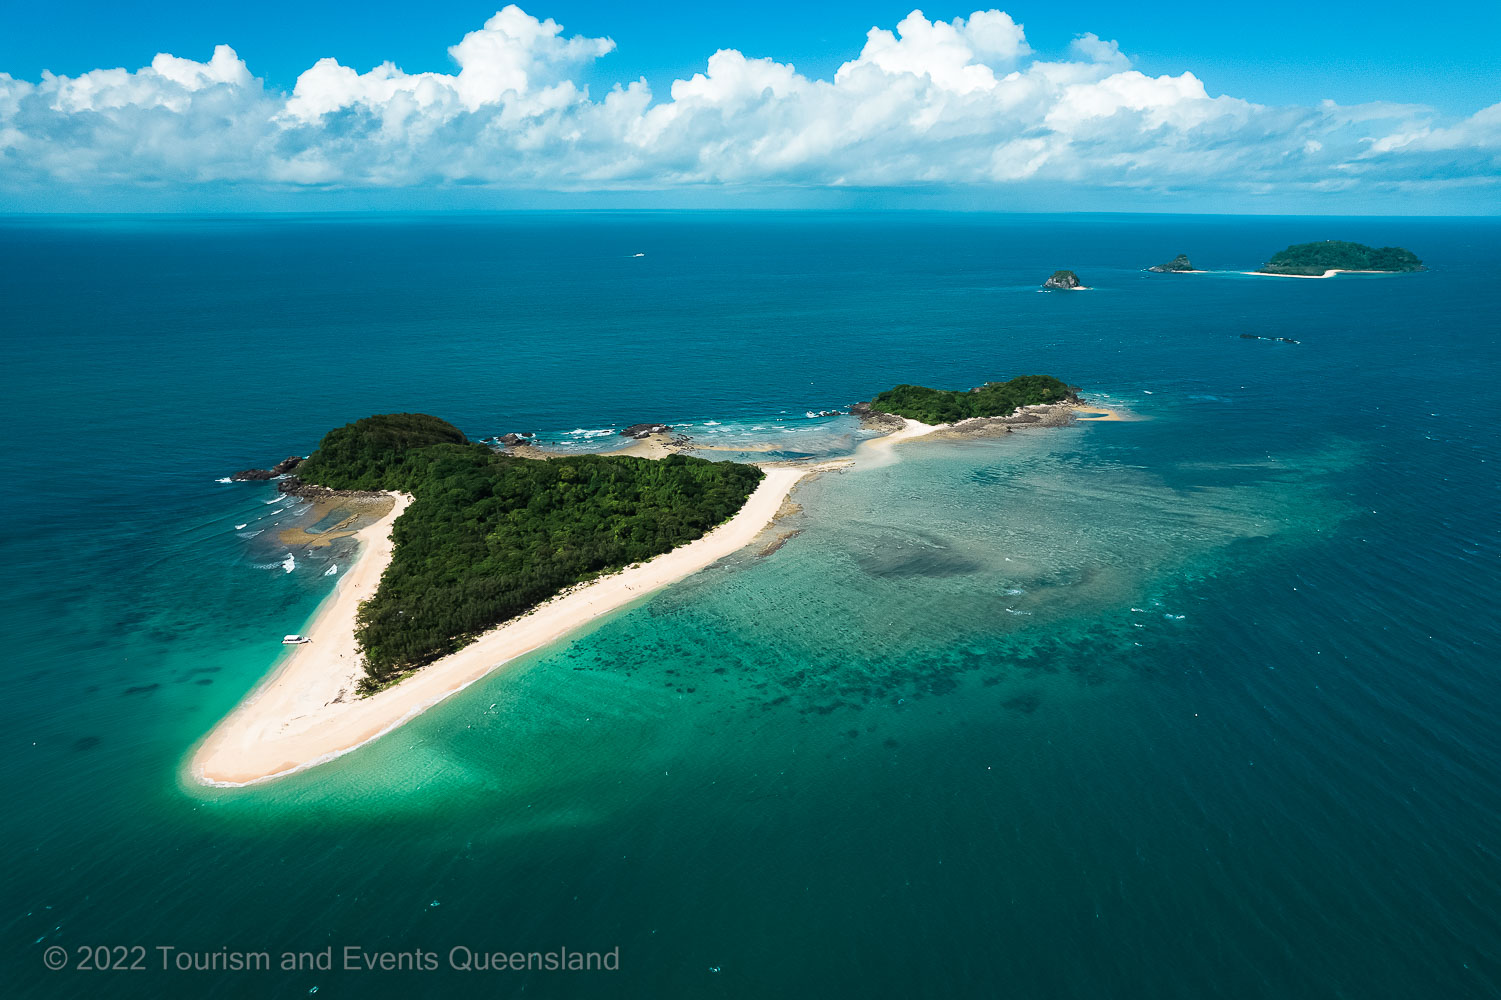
[856, 417, 940, 465]
[192, 465, 820, 786]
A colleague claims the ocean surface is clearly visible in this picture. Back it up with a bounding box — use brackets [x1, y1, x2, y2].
[1, 212, 1498, 998]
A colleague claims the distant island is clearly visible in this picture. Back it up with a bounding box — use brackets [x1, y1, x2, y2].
[1253, 241, 1424, 277]
[1148, 254, 1195, 273]
[863, 375, 1076, 425]
[284, 413, 763, 689]
[1043, 270, 1084, 290]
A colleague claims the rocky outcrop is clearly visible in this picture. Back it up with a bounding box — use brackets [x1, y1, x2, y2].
[1148, 254, 1194, 272]
[232, 456, 303, 481]
[1042, 270, 1083, 290]
[942, 402, 1079, 437]
[498, 433, 534, 447]
[620, 423, 672, 440]
[849, 401, 905, 430]
[275, 477, 389, 500]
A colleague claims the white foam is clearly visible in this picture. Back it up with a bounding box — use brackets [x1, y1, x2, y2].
[214, 477, 233, 483]
[566, 427, 616, 439]
[237, 529, 263, 539]
[263, 495, 288, 504]
[324, 564, 338, 577]
[281, 553, 296, 574]
[235, 523, 247, 530]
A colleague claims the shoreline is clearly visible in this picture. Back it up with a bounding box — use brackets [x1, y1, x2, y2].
[1242, 268, 1402, 279]
[191, 465, 825, 786]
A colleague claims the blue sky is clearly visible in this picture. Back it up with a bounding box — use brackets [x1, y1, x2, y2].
[1, 3, 1498, 212]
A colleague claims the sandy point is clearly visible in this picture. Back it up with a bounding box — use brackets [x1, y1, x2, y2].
[1073, 405, 1140, 422]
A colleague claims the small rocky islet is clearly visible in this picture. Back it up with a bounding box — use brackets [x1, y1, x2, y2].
[1148, 254, 1195, 272]
[1042, 269, 1083, 290]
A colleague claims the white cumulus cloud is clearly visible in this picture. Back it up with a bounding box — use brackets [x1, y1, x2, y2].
[0, 4, 1495, 206]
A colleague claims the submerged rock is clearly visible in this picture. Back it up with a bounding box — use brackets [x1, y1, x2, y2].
[1148, 254, 1194, 272]
[1042, 270, 1083, 290]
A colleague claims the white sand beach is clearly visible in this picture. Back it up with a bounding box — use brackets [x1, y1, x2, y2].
[1242, 269, 1392, 279]
[192, 464, 820, 785]
[856, 417, 941, 465]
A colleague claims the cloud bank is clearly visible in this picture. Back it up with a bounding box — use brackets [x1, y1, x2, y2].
[1, 5, 1497, 207]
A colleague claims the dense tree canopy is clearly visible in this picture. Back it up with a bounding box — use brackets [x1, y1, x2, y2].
[870, 375, 1075, 425]
[295, 414, 764, 689]
[1260, 241, 1423, 275]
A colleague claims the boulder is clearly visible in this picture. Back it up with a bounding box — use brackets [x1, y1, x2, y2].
[620, 423, 672, 439]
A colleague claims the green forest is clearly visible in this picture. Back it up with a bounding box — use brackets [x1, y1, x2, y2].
[869, 375, 1075, 425]
[294, 414, 764, 689]
[1260, 241, 1423, 275]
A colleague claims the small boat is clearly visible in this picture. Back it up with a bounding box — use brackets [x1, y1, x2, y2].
[282, 634, 311, 645]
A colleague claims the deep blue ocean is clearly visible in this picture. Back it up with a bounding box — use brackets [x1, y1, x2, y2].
[2, 213, 1499, 998]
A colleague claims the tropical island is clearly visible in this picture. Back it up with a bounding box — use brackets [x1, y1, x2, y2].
[1042, 270, 1084, 290]
[863, 375, 1077, 425]
[1251, 240, 1424, 277]
[194, 380, 1084, 785]
[281, 413, 763, 689]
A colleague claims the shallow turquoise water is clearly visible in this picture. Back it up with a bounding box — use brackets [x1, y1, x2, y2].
[2, 213, 1498, 997]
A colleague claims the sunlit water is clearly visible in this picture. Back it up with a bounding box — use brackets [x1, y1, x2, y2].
[2, 213, 1498, 997]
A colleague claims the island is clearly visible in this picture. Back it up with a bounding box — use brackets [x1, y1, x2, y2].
[1043, 270, 1084, 290]
[863, 375, 1077, 425]
[195, 414, 826, 784]
[1148, 254, 1195, 273]
[195, 384, 1088, 784]
[1251, 241, 1423, 277]
[279, 413, 763, 690]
